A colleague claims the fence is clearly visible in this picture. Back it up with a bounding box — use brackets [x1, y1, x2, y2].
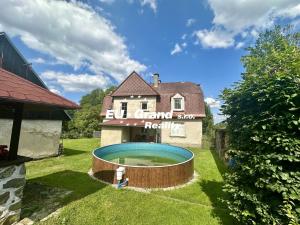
[215, 128, 228, 162]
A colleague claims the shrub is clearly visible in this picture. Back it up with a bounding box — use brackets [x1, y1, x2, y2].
[221, 26, 300, 225]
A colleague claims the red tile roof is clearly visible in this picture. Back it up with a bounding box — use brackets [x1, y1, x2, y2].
[111, 71, 159, 96]
[101, 119, 161, 127]
[153, 82, 205, 116]
[101, 72, 205, 118]
[0, 68, 79, 109]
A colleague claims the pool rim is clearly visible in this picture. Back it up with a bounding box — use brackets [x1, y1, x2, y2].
[92, 142, 194, 168]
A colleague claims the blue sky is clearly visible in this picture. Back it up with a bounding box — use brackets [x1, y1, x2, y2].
[0, 0, 300, 122]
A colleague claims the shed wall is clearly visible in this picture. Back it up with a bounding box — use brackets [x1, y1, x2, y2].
[0, 119, 62, 158]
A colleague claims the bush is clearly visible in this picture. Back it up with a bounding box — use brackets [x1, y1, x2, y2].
[221, 26, 300, 225]
[203, 102, 214, 136]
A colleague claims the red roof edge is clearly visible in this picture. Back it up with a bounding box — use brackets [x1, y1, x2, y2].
[111, 71, 159, 96]
[0, 68, 80, 110]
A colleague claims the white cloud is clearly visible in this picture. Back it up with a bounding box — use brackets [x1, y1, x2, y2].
[209, 0, 300, 31]
[235, 42, 245, 49]
[195, 0, 300, 48]
[205, 97, 221, 108]
[186, 18, 196, 27]
[250, 29, 259, 38]
[181, 34, 187, 40]
[30, 57, 46, 64]
[0, 0, 146, 83]
[213, 113, 227, 124]
[140, 0, 157, 13]
[41, 71, 111, 93]
[49, 87, 62, 95]
[181, 42, 187, 48]
[195, 29, 234, 48]
[170, 43, 182, 55]
[279, 3, 300, 18]
[99, 0, 158, 12]
[99, 0, 115, 4]
[30, 57, 64, 66]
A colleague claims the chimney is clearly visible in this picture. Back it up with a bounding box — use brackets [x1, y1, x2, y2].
[153, 73, 159, 87]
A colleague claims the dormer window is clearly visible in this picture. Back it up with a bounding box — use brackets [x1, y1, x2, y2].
[141, 102, 148, 111]
[172, 93, 184, 111]
[174, 98, 182, 110]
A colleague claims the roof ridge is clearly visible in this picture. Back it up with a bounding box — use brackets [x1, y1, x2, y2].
[155, 81, 199, 85]
[135, 72, 160, 95]
[111, 71, 159, 96]
[0, 68, 78, 107]
[0, 33, 48, 88]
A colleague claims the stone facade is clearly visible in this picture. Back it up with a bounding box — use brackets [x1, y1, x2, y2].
[0, 120, 62, 159]
[0, 163, 26, 225]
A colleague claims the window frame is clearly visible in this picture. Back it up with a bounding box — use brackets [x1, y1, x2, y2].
[120, 102, 128, 118]
[141, 101, 148, 111]
[173, 98, 182, 110]
[170, 122, 186, 137]
[171, 93, 185, 111]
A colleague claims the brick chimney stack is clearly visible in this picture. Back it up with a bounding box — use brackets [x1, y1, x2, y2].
[153, 73, 159, 87]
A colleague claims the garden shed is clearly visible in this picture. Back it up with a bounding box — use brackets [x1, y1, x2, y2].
[0, 32, 70, 158]
[0, 68, 79, 224]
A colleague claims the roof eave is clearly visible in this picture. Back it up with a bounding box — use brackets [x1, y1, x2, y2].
[0, 97, 80, 110]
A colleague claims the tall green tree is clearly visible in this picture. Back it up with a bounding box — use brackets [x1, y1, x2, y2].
[202, 102, 214, 135]
[63, 86, 115, 138]
[221, 26, 300, 225]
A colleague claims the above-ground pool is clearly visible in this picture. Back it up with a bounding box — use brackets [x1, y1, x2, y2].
[92, 143, 194, 188]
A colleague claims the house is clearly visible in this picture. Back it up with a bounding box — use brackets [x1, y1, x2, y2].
[100, 72, 206, 147]
[0, 32, 71, 158]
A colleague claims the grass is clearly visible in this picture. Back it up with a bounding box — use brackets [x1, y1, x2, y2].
[23, 138, 237, 225]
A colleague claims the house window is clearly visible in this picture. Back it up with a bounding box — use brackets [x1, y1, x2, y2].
[141, 102, 148, 111]
[121, 102, 127, 118]
[174, 98, 182, 110]
[171, 93, 184, 111]
[170, 122, 185, 137]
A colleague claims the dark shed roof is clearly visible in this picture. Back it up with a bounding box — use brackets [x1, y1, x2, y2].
[0, 32, 46, 87]
[0, 32, 71, 120]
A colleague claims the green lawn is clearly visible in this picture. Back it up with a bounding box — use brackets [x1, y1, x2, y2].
[23, 138, 236, 225]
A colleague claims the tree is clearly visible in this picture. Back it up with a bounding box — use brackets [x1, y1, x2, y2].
[202, 102, 214, 136]
[221, 26, 300, 225]
[63, 86, 115, 138]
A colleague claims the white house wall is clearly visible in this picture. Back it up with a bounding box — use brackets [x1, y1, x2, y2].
[101, 126, 130, 147]
[112, 96, 157, 118]
[161, 119, 203, 147]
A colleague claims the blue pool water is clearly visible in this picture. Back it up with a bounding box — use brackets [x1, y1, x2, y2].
[93, 143, 193, 166]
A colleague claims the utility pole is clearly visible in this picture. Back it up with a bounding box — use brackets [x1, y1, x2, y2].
[0, 52, 3, 68]
[23, 63, 32, 79]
